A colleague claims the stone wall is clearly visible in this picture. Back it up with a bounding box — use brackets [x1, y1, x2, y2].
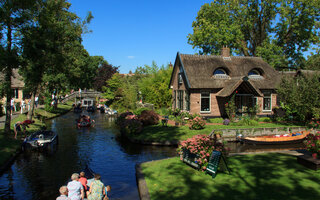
[220, 126, 310, 141]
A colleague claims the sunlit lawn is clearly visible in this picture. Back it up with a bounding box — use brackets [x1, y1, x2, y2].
[141, 153, 320, 200]
[34, 101, 73, 119]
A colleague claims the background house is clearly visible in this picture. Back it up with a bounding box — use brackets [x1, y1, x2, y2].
[169, 48, 282, 118]
[0, 69, 29, 111]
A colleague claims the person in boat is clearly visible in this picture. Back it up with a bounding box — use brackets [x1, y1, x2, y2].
[56, 186, 71, 200]
[86, 174, 105, 200]
[67, 173, 84, 200]
[78, 172, 88, 192]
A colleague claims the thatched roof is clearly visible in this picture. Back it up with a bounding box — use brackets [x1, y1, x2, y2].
[170, 53, 281, 96]
[0, 69, 25, 88]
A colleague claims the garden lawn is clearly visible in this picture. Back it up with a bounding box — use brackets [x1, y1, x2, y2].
[131, 123, 303, 143]
[141, 153, 320, 200]
[34, 101, 73, 119]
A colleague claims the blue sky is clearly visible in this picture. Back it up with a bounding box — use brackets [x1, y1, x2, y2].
[69, 0, 212, 73]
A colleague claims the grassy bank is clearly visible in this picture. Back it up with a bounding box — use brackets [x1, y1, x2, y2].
[34, 101, 74, 119]
[141, 153, 320, 200]
[0, 101, 73, 168]
[130, 123, 303, 143]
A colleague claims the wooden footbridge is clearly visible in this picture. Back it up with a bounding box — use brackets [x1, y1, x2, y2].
[60, 91, 102, 104]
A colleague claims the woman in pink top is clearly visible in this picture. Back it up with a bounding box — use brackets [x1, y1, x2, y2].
[78, 172, 87, 191]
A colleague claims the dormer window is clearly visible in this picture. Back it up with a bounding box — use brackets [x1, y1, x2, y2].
[213, 68, 229, 79]
[248, 69, 263, 79]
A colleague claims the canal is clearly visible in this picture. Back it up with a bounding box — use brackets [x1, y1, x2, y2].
[0, 111, 177, 200]
[0, 111, 306, 200]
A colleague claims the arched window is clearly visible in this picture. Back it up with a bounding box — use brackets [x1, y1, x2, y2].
[213, 68, 227, 75]
[248, 69, 263, 79]
[248, 69, 260, 76]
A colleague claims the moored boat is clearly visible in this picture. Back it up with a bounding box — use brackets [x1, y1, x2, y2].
[239, 130, 310, 145]
[22, 130, 58, 150]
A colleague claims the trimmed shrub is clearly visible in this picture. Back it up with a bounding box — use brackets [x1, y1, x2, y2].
[189, 116, 206, 130]
[123, 118, 143, 135]
[116, 112, 143, 135]
[138, 110, 159, 126]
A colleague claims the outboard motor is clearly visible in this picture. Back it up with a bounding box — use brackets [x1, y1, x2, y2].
[236, 133, 243, 142]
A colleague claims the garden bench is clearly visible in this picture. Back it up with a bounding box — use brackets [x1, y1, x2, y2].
[182, 149, 200, 169]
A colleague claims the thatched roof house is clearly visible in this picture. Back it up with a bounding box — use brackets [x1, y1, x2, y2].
[0, 69, 26, 104]
[169, 48, 282, 117]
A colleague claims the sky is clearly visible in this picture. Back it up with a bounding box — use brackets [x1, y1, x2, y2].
[68, 0, 212, 73]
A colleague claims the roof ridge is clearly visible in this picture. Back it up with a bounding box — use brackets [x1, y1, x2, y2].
[179, 53, 262, 59]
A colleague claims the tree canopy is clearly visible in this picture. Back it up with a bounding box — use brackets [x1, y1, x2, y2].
[188, 0, 320, 68]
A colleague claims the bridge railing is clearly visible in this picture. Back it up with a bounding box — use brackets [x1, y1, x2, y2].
[60, 91, 101, 104]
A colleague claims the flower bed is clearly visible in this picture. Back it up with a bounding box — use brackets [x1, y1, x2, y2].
[178, 134, 225, 171]
[305, 132, 320, 159]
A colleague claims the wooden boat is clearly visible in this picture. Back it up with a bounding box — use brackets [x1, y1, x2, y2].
[22, 130, 58, 150]
[239, 130, 310, 145]
[76, 115, 94, 128]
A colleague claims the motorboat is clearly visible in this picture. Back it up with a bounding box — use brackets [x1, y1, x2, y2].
[105, 108, 117, 116]
[22, 130, 58, 150]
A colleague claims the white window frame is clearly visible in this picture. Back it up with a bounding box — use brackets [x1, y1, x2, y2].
[200, 92, 211, 113]
[263, 93, 272, 112]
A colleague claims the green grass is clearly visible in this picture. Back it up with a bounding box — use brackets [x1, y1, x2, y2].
[131, 123, 304, 143]
[207, 118, 224, 123]
[141, 153, 320, 200]
[34, 101, 73, 119]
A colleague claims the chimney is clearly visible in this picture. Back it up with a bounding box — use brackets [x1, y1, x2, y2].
[221, 46, 230, 57]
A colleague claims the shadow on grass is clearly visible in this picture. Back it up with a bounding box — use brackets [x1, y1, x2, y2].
[143, 154, 320, 200]
[134, 125, 185, 142]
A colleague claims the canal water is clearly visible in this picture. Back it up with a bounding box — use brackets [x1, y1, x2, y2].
[0, 111, 306, 200]
[0, 111, 177, 200]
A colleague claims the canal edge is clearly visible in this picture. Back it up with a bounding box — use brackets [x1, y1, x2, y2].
[135, 163, 151, 200]
[0, 147, 22, 176]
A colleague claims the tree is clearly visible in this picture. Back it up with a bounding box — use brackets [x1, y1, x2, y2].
[305, 53, 320, 70]
[137, 62, 173, 109]
[0, 0, 35, 133]
[20, 0, 91, 119]
[188, 0, 320, 68]
[93, 61, 119, 92]
[277, 74, 320, 121]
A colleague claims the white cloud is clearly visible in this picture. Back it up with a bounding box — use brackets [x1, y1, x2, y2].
[127, 56, 135, 59]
